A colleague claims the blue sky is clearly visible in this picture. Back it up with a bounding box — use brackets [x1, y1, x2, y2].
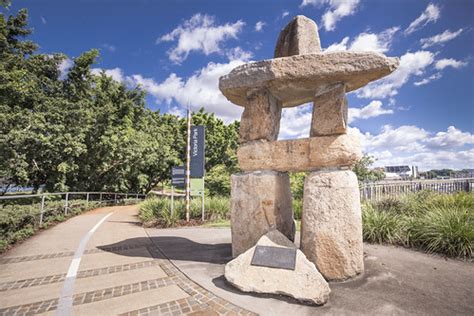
[4, 0, 474, 170]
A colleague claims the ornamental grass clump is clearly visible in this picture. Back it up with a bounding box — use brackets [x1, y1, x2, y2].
[408, 204, 473, 258]
[138, 198, 169, 223]
[362, 191, 474, 259]
[206, 196, 230, 221]
[362, 204, 402, 244]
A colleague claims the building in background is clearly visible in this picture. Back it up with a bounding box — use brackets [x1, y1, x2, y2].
[384, 166, 419, 180]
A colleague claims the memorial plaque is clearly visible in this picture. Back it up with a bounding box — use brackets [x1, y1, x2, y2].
[251, 245, 296, 270]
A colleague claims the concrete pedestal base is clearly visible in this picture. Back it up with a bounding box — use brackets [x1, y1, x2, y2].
[230, 171, 295, 257]
[301, 169, 363, 280]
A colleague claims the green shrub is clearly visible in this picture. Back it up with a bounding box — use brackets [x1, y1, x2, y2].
[139, 196, 231, 223]
[293, 199, 302, 220]
[158, 207, 181, 227]
[0, 199, 109, 253]
[206, 196, 230, 220]
[408, 205, 473, 258]
[363, 192, 473, 259]
[362, 204, 402, 244]
[375, 197, 405, 214]
[139, 198, 170, 222]
[206, 165, 232, 196]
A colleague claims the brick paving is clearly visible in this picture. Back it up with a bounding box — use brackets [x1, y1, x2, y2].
[0, 260, 160, 292]
[118, 247, 256, 316]
[0, 206, 256, 316]
[0, 253, 255, 316]
[0, 243, 147, 264]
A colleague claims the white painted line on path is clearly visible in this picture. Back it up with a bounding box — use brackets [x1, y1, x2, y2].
[57, 212, 113, 316]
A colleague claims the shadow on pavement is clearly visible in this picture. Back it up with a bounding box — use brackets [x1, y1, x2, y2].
[211, 275, 314, 307]
[98, 236, 232, 264]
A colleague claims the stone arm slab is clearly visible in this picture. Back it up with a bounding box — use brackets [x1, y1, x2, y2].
[237, 134, 362, 172]
[219, 52, 399, 108]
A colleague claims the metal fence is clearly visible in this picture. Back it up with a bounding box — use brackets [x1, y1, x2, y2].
[0, 191, 147, 225]
[359, 178, 474, 201]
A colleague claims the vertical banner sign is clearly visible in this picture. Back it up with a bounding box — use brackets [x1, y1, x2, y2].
[190, 125, 205, 178]
[171, 166, 185, 189]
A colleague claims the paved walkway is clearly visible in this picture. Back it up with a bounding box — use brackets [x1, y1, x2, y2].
[2, 205, 473, 315]
[148, 227, 474, 316]
[0, 205, 254, 316]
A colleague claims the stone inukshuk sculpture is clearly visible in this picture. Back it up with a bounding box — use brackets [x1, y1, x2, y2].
[219, 16, 399, 280]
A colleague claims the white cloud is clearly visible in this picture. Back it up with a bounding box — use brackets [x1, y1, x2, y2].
[101, 43, 116, 52]
[426, 126, 474, 148]
[279, 104, 312, 139]
[281, 11, 290, 18]
[301, 0, 360, 31]
[91, 67, 125, 82]
[405, 3, 441, 35]
[127, 59, 248, 123]
[41, 16, 47, 24]
[225, 47, 253, 61]
[278, 100, 395, 139]
[435, 58, 468, 70]
[357, 50, 434, 99]
[255, 21, 265, 32]
[325, 27, 399, 53]
[352, 125, 474, 170]
[58, 58, 73, 80]
[168, 106, 186, 118]
[325, 36, 350, 52]
[420, 28, 463, 49]
[413, 72, 442, 86]
[157, 14, 245, 63]
[348, 100, 393, 123]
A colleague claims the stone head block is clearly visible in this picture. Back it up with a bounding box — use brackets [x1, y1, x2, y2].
[274, 15, 322, 58]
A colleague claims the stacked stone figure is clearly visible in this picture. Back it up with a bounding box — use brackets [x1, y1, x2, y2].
[219, 16, 399, 281]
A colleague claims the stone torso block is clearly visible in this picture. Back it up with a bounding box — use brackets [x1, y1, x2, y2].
[237, 134, 362, 172]
[230, 171, 295, 257]
[300, 170, 364, 280]
[239, 89, 281, 143]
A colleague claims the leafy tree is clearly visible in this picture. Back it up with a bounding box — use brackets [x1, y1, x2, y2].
[353, 154, 385, 182]
[0, 8, 240, 196]
[289, 172, 306, 200]
[0, 8, 182, 194]
[189, 109, 239, 170]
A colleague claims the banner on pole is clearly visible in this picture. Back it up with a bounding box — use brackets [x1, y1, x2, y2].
[171, 166, 185, 189]
[190, 125, 205, 178]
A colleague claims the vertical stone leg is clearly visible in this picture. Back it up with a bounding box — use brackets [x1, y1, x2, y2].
[230, 170, 295, 257]
[311, 83, 348, 137]
[301, 169, 363, 280]
[239, 89, 282, 143]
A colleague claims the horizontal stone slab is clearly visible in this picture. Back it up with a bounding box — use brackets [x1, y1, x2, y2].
[237, 134, 362, 172]
[219, 51, 399, 108]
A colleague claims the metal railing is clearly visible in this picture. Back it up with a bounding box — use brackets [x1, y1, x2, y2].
[0, 191, 147, 225]
[359, 178, 474, 201]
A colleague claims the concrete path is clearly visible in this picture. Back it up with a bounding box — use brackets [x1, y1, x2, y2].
[0, 206, 254, 316]
[147, 227, 474, 316]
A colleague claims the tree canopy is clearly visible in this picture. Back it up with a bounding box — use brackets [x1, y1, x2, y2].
[0, 8, 239, 195]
